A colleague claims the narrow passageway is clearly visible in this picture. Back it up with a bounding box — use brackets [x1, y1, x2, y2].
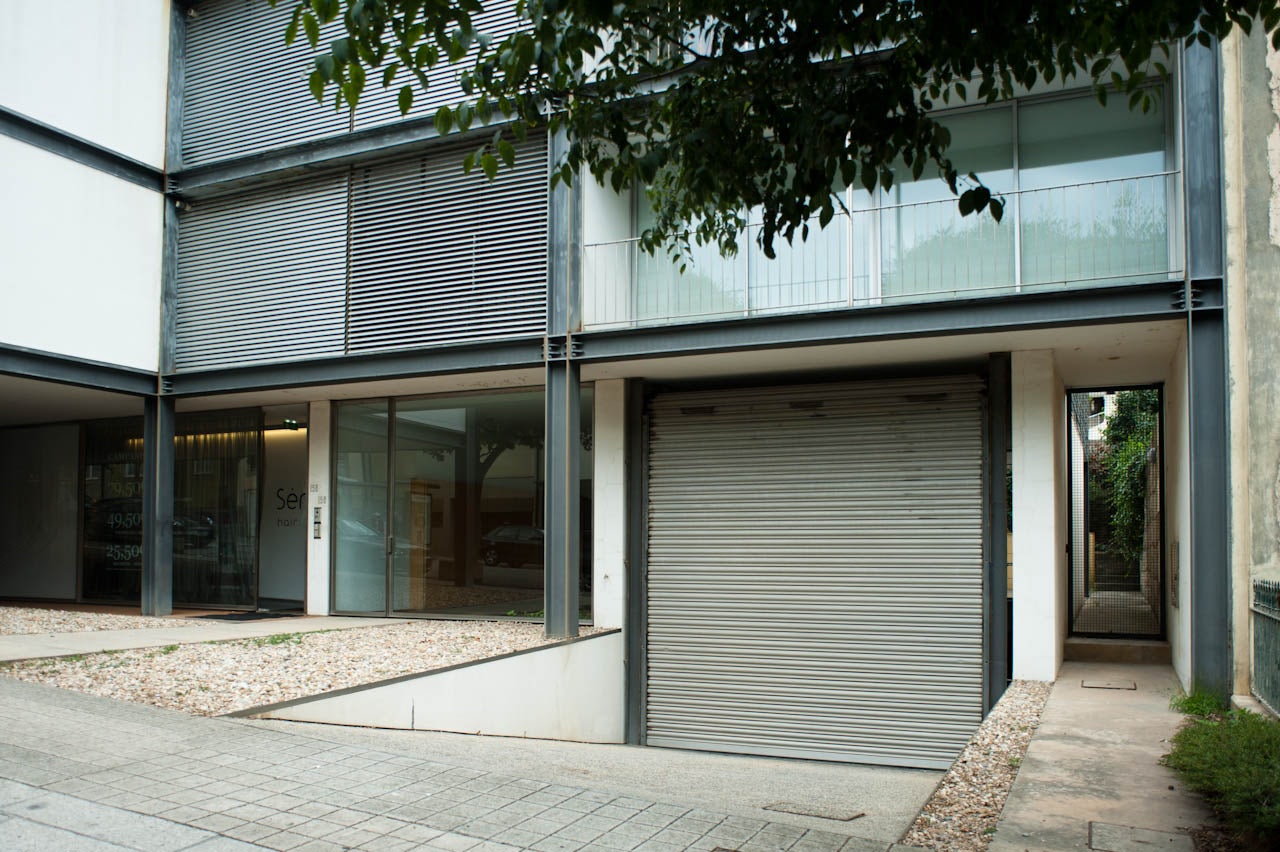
[989, 662, 1210, 851]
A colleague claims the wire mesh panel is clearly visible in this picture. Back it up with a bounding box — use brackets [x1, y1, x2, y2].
[1067, 389, 1164, 638]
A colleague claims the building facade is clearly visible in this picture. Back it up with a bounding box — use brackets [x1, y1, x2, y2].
[0, 0, 1262, 767]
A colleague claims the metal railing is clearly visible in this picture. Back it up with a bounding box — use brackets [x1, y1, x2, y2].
[581, 171, 1182, 330]
[1254, 579, 1280, 715]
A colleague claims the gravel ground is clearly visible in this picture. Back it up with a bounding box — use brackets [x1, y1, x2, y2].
[902, 679, 1052, 852]
[0, 605, 209, 635]
[0, 619, 597, 716]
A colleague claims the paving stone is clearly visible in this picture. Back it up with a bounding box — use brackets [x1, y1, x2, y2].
[257, 830, 313, 851]
[1089, 822, 1195, 852]
[531, 836, 587, 852]
[223, 821, 281, 843]
[423, 832, 484, 851]
[289, 841, 347, 852]
[181, 838, 271, 852]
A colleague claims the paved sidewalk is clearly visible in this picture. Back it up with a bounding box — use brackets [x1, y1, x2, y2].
[989, 662, 1211, 852]
[0, 678, 930, 852]
[0, 616, 407, 663]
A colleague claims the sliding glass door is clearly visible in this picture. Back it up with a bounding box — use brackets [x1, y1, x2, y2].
[332, 388, 593, 619]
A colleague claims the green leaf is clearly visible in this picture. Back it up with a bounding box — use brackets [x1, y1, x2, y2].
[462, 151, 476, 174]
[434, 105, 454, 135]
[496, 138, 516, 168]
[398, 85, 414, 114]
[308, 69, 326, 101]
[382, 63, 399, 88]
[301, 11, 320, 47]
[480, 152, 498, 180]
[989, 197, 1004, 223]
[285, 8, 301, 45]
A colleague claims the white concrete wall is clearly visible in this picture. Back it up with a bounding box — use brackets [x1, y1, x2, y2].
[257, 631, 626, 743]
[260, 429, 310, 603]
[306, 401, 333, 615]
[1165, 332, 1193, 691]
[1011, 350, 1067, 681]
[0, 0, 171, 168]
[592, 380, 627, 629]
[0, 138, 163, 371]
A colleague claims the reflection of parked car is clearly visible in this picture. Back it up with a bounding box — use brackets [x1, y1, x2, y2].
[481, 525, 544, 568]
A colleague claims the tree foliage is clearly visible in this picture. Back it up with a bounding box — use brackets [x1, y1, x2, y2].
[1100, 389, 1160, 571]
[273, 0, 1280, 258]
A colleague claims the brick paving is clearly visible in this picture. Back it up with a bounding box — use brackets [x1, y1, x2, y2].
[0, 678, 905, 852]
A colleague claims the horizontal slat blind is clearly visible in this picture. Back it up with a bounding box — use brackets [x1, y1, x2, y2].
[175, 169, 349, 370]
[182, 0, 528, 166]
[346, 135, 548, 352]
[353, 4, 529, 132]
[183, 0, 348, 166]
[174, 136, 548, 369]
[646, 377, 986, 769]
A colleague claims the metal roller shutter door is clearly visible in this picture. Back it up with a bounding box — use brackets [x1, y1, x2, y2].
[646, 376, 986, 769]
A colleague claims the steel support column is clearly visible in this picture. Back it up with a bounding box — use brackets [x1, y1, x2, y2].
[142, 394, 175, 616]
[1183, 35, 1231, 697]
[984, 353, 1012, 712]
[544, 358, 581, 638]
[543, 125, 583, 639]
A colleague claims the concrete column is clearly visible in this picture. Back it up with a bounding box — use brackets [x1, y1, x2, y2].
[141, 394, 174, 616]
[306, 400, 332, 615]
[1011, 350, 1066, 681]
[592, 379, 627, 630]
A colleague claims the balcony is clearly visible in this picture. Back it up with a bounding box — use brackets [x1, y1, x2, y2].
[581, 171, 1181, 331]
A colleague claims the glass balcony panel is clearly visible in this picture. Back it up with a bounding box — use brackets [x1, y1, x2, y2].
[581, 92, 1180, 330]
[881, 107, 1015, 302]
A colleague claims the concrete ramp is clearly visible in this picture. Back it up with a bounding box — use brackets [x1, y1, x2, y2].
[233, 630, 624, 743]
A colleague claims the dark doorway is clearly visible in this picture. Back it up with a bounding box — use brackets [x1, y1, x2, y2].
[1067, 387, 1164, 638]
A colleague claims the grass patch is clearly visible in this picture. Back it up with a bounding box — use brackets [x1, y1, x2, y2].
[1170, 688, 1228, 718]
[251, 633, 306, 647]
[1165, 708, 1280, 845]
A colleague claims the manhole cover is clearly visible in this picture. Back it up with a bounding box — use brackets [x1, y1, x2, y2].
[1081, 680, 1137, 690]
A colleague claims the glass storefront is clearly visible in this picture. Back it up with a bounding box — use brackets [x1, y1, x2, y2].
[82, 418, 147, 602]
[81, 412, 261, 607]
[173, 411, 261, 608]
[333, 388, 594, 619]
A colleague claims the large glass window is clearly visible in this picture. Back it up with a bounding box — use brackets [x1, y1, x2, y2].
[81, 411, 262, 607]
[82, 418, 146, 602]
[1019, 94, 1171, 287]
[333, 389, 594, 619]
[881, 107, 1016, 300]
[173, 411, 260, 608]
[334, 401, 390, 612]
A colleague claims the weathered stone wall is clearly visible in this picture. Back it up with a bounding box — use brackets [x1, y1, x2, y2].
[1224, 30, 1280, 696]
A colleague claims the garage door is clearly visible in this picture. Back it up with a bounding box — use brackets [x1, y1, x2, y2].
[645, 376, 985, 769]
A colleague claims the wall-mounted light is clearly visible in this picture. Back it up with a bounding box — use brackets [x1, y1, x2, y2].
[283, 419, 299, 430]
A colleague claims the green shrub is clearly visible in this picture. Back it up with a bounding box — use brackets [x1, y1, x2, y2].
[1165, 710, 1280, 841]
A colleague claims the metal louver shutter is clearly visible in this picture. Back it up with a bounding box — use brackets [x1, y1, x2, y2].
[353, 4, 529, 132]
[175, 169, 348, 371]
[183, 0, 348, 166]
[345, 135, 548, 352]
[645, 376, 985, 770]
